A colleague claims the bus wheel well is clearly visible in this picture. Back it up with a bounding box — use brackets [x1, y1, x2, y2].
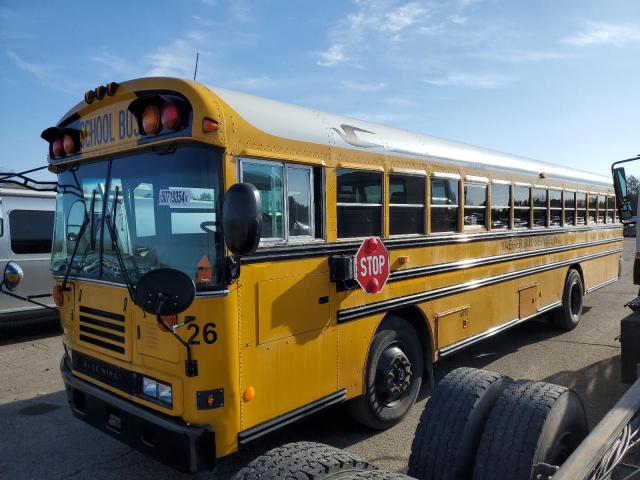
[384, 306, 433, 383]
[568, 264, 585, 292]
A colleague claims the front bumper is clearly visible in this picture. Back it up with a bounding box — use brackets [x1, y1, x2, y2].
[60, 354, 215, 473]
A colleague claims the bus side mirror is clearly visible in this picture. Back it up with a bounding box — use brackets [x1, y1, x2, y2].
[135, 268, 195, 316]
[222, 183, 262, 257]
[3, 261, 24, 291]
[613, 167, 634, 221]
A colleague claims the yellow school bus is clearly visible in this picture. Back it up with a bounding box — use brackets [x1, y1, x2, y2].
[34, 77, 621, 472]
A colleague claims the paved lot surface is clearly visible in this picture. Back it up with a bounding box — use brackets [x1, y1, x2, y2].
[0, 239, 636, 479]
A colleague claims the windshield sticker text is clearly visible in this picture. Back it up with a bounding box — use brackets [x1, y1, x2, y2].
[158, 188, 193, 207]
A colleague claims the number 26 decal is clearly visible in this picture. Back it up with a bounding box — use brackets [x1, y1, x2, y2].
[187, 322, 218, 345]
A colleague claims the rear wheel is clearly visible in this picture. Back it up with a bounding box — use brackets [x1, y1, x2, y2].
[232, 442, 375, 480]
[553, 269, 583, 331]
[347, 316, 424, 430]
[473, 381, 588, 480]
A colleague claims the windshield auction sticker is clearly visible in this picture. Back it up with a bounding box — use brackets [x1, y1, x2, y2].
[158, 188, 193, 207]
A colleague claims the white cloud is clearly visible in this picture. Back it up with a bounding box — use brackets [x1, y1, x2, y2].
[88, 52, 136, 77]
[232, 75, 276, 89]
[424, 72, 510, 89]
[449, 15, 468, 25]
[6, 50, 80, 94]
[145, 32, 210, 77]
[317, 44, 348, 67]
[474, 49, 566, 63]
[459, 0, 482, 7]
[6, 50, 50, 82]
[564, 22, 640, 47]
[342, 80, 387, 92]
[317, 1, 432, 66]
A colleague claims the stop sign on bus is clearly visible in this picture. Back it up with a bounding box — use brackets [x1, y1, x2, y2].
[355, 237, 390, 294]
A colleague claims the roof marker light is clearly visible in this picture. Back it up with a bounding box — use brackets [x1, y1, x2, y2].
[106, 82, 119, 96]
[84, 90, 95, 104]
[202, 117, 219, 133]
[95, 85, 106, 100]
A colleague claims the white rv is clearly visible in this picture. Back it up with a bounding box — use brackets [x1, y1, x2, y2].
[0, 188, 56, 322]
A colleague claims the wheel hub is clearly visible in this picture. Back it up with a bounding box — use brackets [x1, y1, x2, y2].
[376, 346, 413, 402]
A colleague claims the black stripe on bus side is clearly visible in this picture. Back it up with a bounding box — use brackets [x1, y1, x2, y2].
[336, 247, 623, 324]
[241, 224, 622, 264]
[389, 236, 623, 282]
[238, 389, 347, 445]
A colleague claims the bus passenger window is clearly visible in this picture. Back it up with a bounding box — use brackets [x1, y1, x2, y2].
[241, 161, 285, 240]
[577, 193, 587, 225]
[430, 177, 459, 233]
[514, 186, 531, 228]
[533, 188, 548, 227]
[588, 194, 597, 224]
[550, 189, 562, 226]
[565, 191, 576, 225]
[389, 174, 425, 235]
[607, 196, 615, 223]
[337, 169, 382, 238]
[491, 183, 511, 229]
[464, 183, 487, 229]
[287, 166, 313, 238]
[597, 195, 606, 224]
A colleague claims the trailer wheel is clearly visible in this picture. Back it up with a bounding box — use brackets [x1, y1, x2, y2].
[232, 442, 375, 480]
[347, 316, 424, 430]
[408, 367, 512, 480]
[473, 381, 588, 480]
[553, 269, 583, 331]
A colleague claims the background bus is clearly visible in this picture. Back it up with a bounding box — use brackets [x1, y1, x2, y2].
[0, 187, 56, 323]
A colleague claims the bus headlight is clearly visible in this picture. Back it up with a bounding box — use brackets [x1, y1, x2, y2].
[141, 376, 173, 407]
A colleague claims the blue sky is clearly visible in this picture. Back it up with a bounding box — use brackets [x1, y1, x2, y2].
[1, 0, 640, 180]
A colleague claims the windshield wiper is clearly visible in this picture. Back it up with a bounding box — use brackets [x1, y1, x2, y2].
[61, 189, 96, 292]
[104, 186, 137, 304]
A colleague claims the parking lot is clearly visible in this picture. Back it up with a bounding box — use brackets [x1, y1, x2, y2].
[0, 239, 636, 479]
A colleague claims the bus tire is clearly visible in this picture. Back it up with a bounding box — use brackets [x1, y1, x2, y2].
[348, 316, 424, 430]
[350, 471, 415, 479]
[473, 381, 588, 480]
[408, 367, 512, 480]
[553, 269, 584, 331]
[232, 441, 375, 480]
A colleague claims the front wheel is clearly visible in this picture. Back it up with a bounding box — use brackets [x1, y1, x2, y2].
[347, 316, 424, 430]
[552, 269, 583, 331]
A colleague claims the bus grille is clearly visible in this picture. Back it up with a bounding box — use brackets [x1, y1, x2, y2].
[78, 306, 126, 355]
[72, 350, 135, 393]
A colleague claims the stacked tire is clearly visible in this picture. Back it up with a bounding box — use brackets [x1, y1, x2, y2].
[233, 368, 588, 480]
[408, 368, 588, 480]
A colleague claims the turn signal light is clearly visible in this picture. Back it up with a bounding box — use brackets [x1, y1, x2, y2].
[202, 117, 219, 132]
[161, 102, 181, 130]
[142, 105, 161, 134]
[52, 138, 64, 157]
[52, 285, 64, 307]
[63, 134, 76, 155]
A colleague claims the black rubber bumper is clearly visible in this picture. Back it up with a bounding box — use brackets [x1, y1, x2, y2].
[60, 354, 215, 473]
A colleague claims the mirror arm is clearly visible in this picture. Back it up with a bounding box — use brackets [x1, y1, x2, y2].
[0, 282, 58, 312]
[153, 297, 198, 377]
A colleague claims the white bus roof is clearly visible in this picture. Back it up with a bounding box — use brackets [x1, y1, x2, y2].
[212, 86, 612, 189]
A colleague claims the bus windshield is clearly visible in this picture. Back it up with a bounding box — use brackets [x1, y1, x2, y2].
[51, 143, 225, 291]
